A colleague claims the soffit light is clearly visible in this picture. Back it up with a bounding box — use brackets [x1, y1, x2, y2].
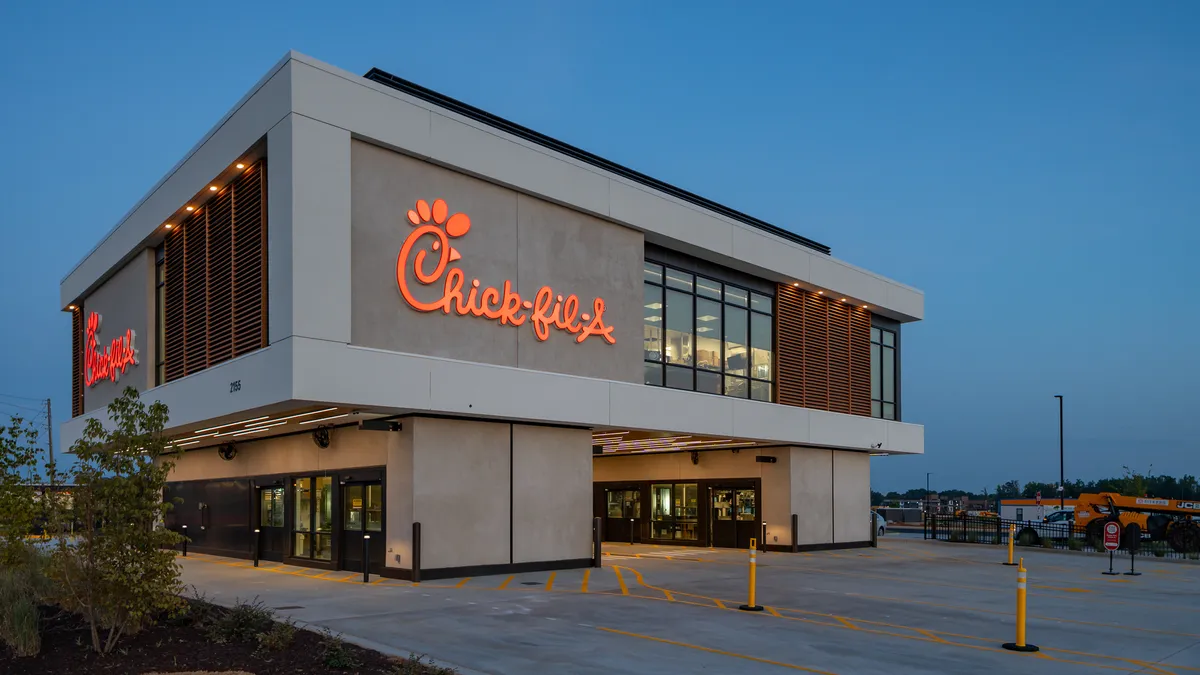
[164, 223, 173, 229]
[300, 413, 350, 425]
[185, 206, 195, 212]
[194, 416, 270, 434]
[236, 163, 245, 170]
[209, 186, 218, 192]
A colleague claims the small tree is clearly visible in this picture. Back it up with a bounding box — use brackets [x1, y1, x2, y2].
[0, 415, 41, 566]
[49, 387, 183, 654]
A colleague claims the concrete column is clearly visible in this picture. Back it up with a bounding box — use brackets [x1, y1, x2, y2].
[384, 426, 413, 571]
[511, 425, 592, 564]
[833, 450, 871, 542]
[790, 447, 834, 546]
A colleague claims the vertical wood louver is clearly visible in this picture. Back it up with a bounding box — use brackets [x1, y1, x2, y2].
[163, 160, 267, 382]
[776, 284, 872, 416]
[71, 308, 84, 417]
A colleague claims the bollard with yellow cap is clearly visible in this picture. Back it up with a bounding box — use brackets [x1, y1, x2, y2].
[1002, 523, 1017, 565]
[1002, 557, 1039, 652]
[738, 538, 763, 612]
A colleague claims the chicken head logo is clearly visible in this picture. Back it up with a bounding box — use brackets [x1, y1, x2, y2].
[396, 198, 615, 344]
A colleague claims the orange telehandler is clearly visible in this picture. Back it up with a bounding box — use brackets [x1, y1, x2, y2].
[1074, 492, 1200, 553]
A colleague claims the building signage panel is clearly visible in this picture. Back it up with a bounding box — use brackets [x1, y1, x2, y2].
[396, 199, 616, 345]
[83, 311, 139, 387]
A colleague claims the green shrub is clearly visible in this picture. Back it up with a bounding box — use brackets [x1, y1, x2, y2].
[319, 628, 361, 669]
[0, 547, 53, 657]
[256, 619, 296, 652]
[206, 598, 276, 644]
[1067, 538, 1083, 551]
[1041, 539, 1055, 549]
[392, 653, 460, 674]
[49, 388, 184, 654]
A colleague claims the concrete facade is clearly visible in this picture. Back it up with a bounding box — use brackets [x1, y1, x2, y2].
[81, 249, 154, 414]
[61, 51, 923, 575]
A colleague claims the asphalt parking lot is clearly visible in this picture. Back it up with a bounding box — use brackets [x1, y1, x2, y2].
[179, 537, 1200, 674]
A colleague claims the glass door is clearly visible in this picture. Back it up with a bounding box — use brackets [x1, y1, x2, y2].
[604, 489, 640, 544]
[735, 488, 757, 549]
[291, 476, 334, 561]
[340, 481, 383, 573]
[710, 488, 736, 548]
[257, 486, 285, 561]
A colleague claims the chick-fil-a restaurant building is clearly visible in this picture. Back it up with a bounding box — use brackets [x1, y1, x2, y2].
[59, 52, 924, 580]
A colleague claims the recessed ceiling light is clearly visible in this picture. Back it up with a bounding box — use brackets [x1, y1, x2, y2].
[840, 298, 847, 302]
[164, 223, 173, 229]
[793, 282, 799, 287]
[862, 304, 869, 309]
[209, 186, 218, 192]
[67, 305, 76, 311]
[817, 291, 824, 295]
[236, 163, 245, 169]
[186, 206, 194, 211]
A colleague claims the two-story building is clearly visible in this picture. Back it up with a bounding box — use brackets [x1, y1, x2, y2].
[60, 51, 924, 580]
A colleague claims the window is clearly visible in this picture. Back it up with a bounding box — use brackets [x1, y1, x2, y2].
[871, 327, 897, 420]
[643, 261, 773, 401]
[260, 487, 284, 528]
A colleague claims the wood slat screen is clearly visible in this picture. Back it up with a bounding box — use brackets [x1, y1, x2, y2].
[163, 160, 267, 382]
[776, 285, 872, 416]
[71, 308, 84, 417]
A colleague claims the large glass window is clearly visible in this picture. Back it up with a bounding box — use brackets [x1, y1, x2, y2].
[293, 478, 312, 557]
[643, 261, 773, 401]
[871, 327, 897, 420]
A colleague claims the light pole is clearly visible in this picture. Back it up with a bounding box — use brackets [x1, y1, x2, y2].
[926, 472, 933, 514]
[1054, 395, 1064, 509]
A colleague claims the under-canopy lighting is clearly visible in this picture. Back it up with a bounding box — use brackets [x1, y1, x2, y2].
[236, 163, 245, 169]
[245, 408, 338, 426]
[185, 206, 194, 212]
[299, 413, 350, 426]
[194, 416, 270, 434]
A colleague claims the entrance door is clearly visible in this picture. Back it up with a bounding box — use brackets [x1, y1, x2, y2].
[604, 489, 640, 544]
[340, 482, 384, 573]
[709, 486, 758, 549]
[257, 486, 285, 561]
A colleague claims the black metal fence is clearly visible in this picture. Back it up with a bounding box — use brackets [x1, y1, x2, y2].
[923, 515, 1199, 561]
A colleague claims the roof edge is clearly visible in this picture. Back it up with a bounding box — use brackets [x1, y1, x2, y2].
[363, 67, 832, 257]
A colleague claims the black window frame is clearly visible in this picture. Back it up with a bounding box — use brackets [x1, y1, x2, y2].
[871, 326, 897, 420]
[643, 260, 773, 402]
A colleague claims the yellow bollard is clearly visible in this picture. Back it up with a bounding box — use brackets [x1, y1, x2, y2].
[1002, 558, 1039, 652]
[1002, 523, 1017, 566]
[738, 537, 763, 612]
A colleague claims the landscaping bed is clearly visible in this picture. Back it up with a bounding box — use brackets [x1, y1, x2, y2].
[0, 599, 455, 675]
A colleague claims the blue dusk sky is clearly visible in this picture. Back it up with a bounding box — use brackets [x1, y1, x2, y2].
[1, 2, 1196, 493]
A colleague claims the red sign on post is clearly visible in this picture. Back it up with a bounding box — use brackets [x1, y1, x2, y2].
[1103, 522, 1121, 552]
[1035, 491, 1041, 505]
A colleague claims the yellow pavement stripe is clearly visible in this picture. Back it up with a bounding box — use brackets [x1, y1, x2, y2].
[835, 617, 857, 630]
[581, 569, 591, 593]
[454, 577, 471, 588]
[765, 606, 783, 618]
[714, 598, 727, 609]
[545, 572, 556, 591]
[614, 567, 629, 595]
[597, 627, 840, 674]
[496, 575, 514, 590]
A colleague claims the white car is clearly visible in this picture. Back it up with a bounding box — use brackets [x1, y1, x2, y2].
[872, 511, 887, 537]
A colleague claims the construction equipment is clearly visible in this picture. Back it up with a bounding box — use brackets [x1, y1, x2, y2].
[1074, 492, 1200, 553]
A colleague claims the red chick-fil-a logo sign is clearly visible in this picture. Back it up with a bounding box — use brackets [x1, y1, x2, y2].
[83, 311, 139, 387]
[396, 198, 616, 344]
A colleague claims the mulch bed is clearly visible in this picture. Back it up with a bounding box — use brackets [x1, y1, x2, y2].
[1, 603, 449, 675]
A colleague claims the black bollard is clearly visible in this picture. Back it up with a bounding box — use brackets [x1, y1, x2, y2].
[363, 535, 371, 583]
[253, 529, 260, 567]
[181, 525, 188, 557]
[592, 517, 602, 568]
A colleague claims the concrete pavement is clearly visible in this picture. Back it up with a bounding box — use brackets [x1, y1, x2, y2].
[178, 537, 1200, 674]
